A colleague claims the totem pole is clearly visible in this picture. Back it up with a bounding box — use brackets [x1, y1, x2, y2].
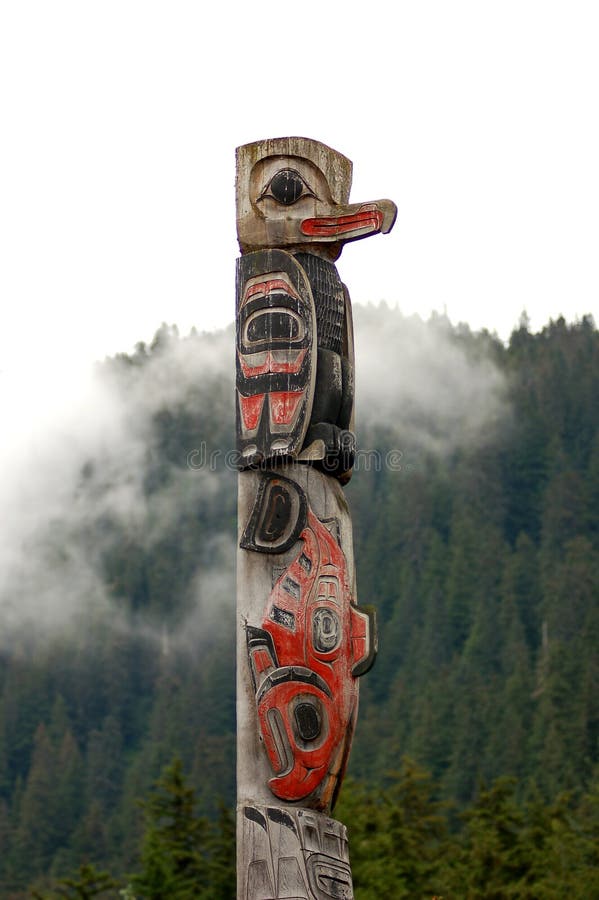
[235, 137, 396, 899]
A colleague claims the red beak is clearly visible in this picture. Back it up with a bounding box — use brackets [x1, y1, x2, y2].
[301, 200, 397, 242]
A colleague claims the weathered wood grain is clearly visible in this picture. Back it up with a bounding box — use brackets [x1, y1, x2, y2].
[235, 137, 395, 899]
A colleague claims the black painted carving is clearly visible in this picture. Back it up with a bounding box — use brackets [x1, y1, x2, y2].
[294, 702, 322, 742]
[265, 169, 311, 205]
[350, 605, 378, 678]
[294, 253, 345, 355]
[293, 252, 355, 475]
[240, 470, 308, 554]
[236, 250, 316, 466]
[270, 605, 295, 630]
[244, 806, 267, 830]
[312, 607, 341, 653]
[241, 804, 354, 900]
[266, 807, 298, 831]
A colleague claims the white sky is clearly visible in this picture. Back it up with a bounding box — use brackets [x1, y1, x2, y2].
[1, 1, 598, 395]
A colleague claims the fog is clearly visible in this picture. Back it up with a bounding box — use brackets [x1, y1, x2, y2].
[0, 307, 507, 646]
[353, 304, 507, 455]
[0, 327, 235, 649]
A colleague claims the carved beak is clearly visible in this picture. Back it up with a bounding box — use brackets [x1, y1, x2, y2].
[301, 199, 397, 244]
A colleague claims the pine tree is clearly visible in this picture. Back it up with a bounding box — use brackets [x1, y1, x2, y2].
[202, 802, 235, 900]
[336, 760, 450, 899]
[131, 758, 209, 900]
[444, 777, 532, 898]
[30, 862, 119, 899]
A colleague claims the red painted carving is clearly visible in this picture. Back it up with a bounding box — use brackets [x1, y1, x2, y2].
[300, 204, 384, 238]
[239, 348, 307, 378]
[236, 253, 315, 462]
[269, 391, 303, 426]
[240, 394, 265, 432]
[247, 510, 374, 808]
[245, 278, 300, 301]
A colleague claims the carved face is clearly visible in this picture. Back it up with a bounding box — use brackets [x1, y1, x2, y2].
[236, 250, 317, 466]
[236, 137, 396, 256]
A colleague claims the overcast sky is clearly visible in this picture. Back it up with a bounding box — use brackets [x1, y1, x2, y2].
[1, 0, 598, 395]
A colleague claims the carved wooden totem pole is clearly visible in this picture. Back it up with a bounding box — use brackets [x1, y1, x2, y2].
[236, 137, 396, 899]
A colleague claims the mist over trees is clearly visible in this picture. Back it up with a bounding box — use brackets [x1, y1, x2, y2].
[0, 307, 597, 896]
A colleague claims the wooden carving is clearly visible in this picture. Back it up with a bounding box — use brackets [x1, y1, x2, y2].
[236, 137, 396, 899]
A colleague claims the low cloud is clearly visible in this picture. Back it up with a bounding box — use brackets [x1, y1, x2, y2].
[0, 310, 507, 647]
[0, 326, 235, 649]
[353, 304, 507, 454]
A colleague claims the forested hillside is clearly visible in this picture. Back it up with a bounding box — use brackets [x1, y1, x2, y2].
[0, 308, 597, 896]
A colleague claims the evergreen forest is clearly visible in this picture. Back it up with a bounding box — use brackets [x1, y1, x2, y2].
[0, 306, 597, 897]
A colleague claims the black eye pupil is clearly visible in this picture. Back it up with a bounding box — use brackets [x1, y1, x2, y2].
[269, 169, 305, 205]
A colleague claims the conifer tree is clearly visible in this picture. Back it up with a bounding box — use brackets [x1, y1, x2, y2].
[131, 758, 209, 900]
[31, 863, 119, 899]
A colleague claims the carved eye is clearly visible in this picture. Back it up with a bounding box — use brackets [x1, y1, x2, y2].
[312, 607, 341, 653]
[259, 169, 316, 206]
[294, 701, 322, 741]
